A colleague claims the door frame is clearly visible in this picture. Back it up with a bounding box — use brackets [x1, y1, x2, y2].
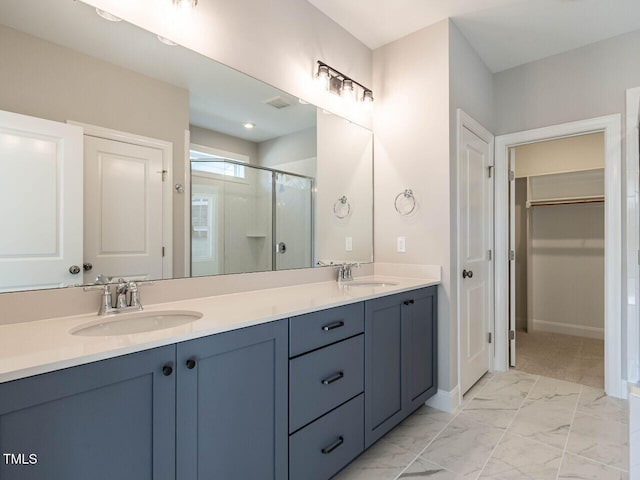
[456, 109, 495, 402]
[494, 114, 624, 398]
[68, 121, 174, 279]
[625, 87, 640, 386]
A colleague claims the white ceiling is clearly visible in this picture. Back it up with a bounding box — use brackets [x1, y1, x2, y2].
[308, 0, 640, 72]
[0, 0, 317, 142]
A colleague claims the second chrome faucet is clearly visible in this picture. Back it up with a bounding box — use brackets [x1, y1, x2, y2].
[84, 278, 154, 316]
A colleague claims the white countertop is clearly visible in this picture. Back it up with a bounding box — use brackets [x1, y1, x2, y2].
[0, 275, 439, 384]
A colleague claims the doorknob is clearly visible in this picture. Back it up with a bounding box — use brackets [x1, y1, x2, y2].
[69, 265, 81, 275]
[276, 242, 287, 254]
[462, 269, 473, 279]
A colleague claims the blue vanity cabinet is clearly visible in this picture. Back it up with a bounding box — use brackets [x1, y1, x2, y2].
[364, 286, 438, 448]
[176, 319, 288, 480]
[288, 303, 365, 480]
[0, 345, 177, 480]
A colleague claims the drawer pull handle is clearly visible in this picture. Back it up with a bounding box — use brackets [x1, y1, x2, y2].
[322, 320, 345, 331]
[321, 436, 344, 455]
[403, 299, 415, 306]
[162, 364, 174, 376]
[321, 371, 344, 385]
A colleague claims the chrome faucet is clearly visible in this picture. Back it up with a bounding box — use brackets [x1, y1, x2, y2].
[84, 279, 154, 316]
[336, 262, 360, 283]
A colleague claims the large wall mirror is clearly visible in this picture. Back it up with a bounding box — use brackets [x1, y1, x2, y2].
[0, 0, 373, 293]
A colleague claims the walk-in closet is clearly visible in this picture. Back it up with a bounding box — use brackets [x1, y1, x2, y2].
[511, 132, 605, 388]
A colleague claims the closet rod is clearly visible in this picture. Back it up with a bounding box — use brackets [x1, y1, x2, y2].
[529, 197, 605, 207]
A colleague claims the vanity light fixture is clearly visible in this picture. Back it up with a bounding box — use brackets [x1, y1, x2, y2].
[315, 61, 374, 106]
[95, 8, 122, 22]
[243, 122, 256, 129]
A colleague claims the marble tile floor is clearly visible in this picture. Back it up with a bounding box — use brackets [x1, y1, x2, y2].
[334, 370, 629, 480]
[515, 329, 604, 389]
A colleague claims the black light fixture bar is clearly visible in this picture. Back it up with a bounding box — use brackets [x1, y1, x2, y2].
[317, 61, 373, 98]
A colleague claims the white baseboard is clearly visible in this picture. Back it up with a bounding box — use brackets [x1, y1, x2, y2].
[426, 385, 460, 413]
[533, 319, 604, 340]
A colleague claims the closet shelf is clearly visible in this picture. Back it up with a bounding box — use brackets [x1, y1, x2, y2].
[527, 195, 604, 208]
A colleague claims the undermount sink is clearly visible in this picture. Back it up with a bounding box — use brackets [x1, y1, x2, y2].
[71, 310, 203, 336]
[345, 281, 399, 287]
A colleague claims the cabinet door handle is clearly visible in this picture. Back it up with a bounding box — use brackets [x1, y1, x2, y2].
[403, 299, 415, 306]
[321, 371, 344, 385]
[321, 436, 344, 454]
[186, 358, 197, 370]
[162, 363, 174, 376]
[322, 320, 345, 331]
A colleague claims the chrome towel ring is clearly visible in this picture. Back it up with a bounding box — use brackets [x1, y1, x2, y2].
[395, 189, 416, 216]
[333, 195, 351, 219]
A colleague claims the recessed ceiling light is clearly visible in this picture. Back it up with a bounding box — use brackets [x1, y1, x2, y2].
[243, 122, 255, 129]
[157, 35, 178, 46]
[96, 8, 122, 22]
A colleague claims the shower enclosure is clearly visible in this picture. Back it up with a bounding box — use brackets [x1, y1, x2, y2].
[190, 157, 313, 276]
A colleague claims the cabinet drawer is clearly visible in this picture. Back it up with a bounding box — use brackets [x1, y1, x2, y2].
[289, 302, 364, 357]
[290, 335, 364, 433]
[289, 394, 364, 480]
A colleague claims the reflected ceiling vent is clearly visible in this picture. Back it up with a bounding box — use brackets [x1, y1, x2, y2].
[264, 96, 293, 109]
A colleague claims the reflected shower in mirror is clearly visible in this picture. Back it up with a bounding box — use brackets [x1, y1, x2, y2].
[0, 0, 373, 293]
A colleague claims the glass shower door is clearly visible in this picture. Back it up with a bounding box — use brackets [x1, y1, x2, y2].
[274, 172, 313, 271]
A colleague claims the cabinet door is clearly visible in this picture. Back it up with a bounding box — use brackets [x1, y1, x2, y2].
[0, 346, 176, 480]
[176, 320, 288, 480]
[364, 294, 404, 448]
[404, 287, 438, 412]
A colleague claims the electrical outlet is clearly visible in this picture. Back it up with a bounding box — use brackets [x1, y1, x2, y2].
[397, 236, 406, 253]
[345, 237, 353, 251]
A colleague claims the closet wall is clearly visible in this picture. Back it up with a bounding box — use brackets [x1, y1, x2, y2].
[514, 132, 605, 339]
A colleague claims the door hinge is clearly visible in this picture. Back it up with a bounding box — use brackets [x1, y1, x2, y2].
[487, 249, 492, 261]
[162, 247, 165, 257]
[487, 165, 494, 178]
[509, 250, 515, 261]
[158, 169, 168, 182]
[508, 170, 515, 182]
[488, 332, 492, 344]
[510, 330, 515, 341]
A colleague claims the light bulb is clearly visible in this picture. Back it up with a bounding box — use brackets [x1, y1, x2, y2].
[315, 65, 330, 91]
[341, 79, 354, 97]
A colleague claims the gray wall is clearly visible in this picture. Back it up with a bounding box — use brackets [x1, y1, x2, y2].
[494, 29, 640, 135]
[190, 126, 259, 164]
[257, 127, 317, 173]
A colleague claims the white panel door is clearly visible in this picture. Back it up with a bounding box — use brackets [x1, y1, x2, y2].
[84, 136, 164, 282]
[460, 125, 494, 394]
[0, 110, 83, 291]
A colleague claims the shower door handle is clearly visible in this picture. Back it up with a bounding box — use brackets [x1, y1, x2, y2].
[276, 242, 287, 254]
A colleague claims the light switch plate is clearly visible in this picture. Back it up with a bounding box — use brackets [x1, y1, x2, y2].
[397, 236, 406, 253]
[345, 237, 353, 251]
